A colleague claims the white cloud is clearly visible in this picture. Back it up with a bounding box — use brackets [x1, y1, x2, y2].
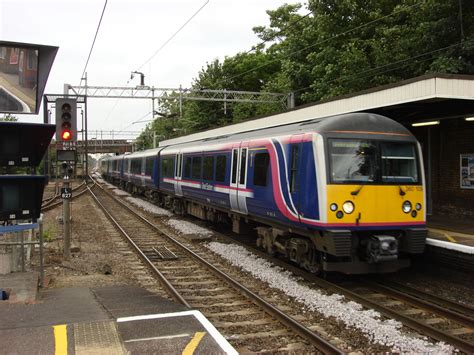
[2, 0, 298, 137]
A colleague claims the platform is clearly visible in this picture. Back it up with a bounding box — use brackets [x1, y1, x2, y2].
[423, 216, 474, 273]
[0, 275, 236, 354]
[427, 215, 474, 246]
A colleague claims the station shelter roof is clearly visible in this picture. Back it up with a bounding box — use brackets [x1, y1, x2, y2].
[159, 74, 474, 147]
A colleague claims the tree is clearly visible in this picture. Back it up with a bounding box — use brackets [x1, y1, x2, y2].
[136, 0, 474, 141]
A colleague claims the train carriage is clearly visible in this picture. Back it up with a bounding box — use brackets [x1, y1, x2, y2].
[122, 148, 161, 196]
[102, 112, 427, 274]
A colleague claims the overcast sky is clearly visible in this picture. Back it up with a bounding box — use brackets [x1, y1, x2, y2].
[1, 0, 299, 139]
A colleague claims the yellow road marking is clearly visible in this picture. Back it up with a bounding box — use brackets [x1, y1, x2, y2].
[443, 232, 457, 243]
[53, 325, 68, 355]
[182, 332, 206, 355]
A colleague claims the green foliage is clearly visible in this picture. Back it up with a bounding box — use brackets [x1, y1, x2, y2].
[42, 227, 53, 242]
[137, 0, 473, 143]
[0, 114, 19, 121]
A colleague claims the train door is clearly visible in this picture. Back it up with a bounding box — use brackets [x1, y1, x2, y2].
[289, 136, 303, 222]
[174, 152, 183, 196]
[230, 142, 249, 214]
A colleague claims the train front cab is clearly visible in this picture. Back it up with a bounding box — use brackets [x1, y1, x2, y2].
[317, 132, 427, 274]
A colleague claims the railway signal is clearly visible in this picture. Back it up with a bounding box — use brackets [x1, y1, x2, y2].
[0, 122, 55, 222]
[56, 98, 77, 142]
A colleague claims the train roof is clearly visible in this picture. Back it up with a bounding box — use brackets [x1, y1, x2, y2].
[122, 148, 163, 160]
[161, 113, 414, 150]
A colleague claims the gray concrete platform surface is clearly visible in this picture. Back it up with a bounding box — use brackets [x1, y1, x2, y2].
[428, 215, 474, 246]
[0, 277, 236, 354]
[0, 271, 39, 303]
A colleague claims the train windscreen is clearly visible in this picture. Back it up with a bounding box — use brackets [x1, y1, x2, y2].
[328, 139, 418, 184]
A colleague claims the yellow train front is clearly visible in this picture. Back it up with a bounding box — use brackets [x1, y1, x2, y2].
[312, 114, 427, 274]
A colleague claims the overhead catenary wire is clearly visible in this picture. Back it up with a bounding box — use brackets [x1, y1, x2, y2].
[79, 0, 108, 85]
[134, 0, 210, 72]
[244, 9, 315, 55]
[101, 0, 209, 132]
[117, 111, 153, 133]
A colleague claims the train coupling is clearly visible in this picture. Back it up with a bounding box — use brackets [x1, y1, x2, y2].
[366, 235, 398, 263]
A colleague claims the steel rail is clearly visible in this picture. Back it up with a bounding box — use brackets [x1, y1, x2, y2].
[373, 279, 474, 320]
[42, 186, 89, 212]
[87, 183, 191, 309]
[42, 181, 87, 211]
[203, 231, 474, 353]
[361, 279, 474, 327]
[89, 178, 343, 355]
[324, 281, 474, 353]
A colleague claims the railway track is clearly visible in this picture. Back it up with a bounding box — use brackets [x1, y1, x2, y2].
[216, 233, 474, 353]
[42, 181, 88, 212]
[87, 180, 344, 354]
[92, 178, 474, 352]
[330, 278, 474, 353]
[373, 279, 474, 319]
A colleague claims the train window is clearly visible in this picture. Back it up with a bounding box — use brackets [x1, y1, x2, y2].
[253, 152, 269, 186]
[381, 143, 418, 183]
[329, 140, 377, 183]
[231, 150, 238, 184]
[215, 155, 226, 182]
[162, 157, 174, 178]
[184, 157, 192, 178]
[145, 158, 154, 176]
[131, 159, 141, 174]
[203, 156, 214, 181]
[192, 157, 202, 179]
[239, 149, 247, 185]
[290, 145, 299, 192]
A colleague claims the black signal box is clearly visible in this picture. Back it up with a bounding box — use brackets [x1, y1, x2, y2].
[0, 122, 55, 222]
[0, 122, 55, 167]
[0, 176, 46, 221]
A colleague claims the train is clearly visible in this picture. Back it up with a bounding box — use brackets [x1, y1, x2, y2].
[100, 112, 427, 274]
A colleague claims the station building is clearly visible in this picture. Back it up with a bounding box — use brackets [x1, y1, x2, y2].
[161, 74, 474, 221]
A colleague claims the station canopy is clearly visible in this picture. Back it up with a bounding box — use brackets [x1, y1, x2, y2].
[160, 74, 474, 146]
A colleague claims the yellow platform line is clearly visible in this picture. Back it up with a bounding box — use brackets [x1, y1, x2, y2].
[182, 332, 206, 355]
[443, 232, 458, 243]
[53, 325, 68, 355]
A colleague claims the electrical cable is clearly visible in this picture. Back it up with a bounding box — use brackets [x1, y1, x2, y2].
[244, 9, 315, 55]
[117, 111, 153, 133]
[134, 0, 210, 72]
[100, 0, 209, 131]
[79, 0, 108, 85]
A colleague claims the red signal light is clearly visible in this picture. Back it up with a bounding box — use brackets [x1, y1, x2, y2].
[61, 130, 72, 141]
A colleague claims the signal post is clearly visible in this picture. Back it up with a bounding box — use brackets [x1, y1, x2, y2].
[55, 98, 78, 258]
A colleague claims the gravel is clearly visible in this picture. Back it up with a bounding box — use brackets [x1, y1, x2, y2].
[206, 242, 454, 353]
[124, 196, 173, 216]
[167, 219, 213, 236]
[112, 188, 131, 196]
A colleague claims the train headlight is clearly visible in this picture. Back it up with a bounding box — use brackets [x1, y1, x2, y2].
[330, 203, 338, 212]
[415, 203, 422, 211]
[342, 201, 355, 214]
[402, 201, 412, 213]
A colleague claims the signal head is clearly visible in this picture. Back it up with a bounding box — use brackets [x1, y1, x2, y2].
[61, 130, 72, 141]
[55, 98, 77, 142]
